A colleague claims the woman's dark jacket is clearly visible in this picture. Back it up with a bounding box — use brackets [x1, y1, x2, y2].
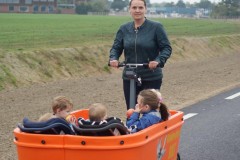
[109, 18, 172, 81]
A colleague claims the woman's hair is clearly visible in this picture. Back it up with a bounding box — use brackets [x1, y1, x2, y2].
[129, 0, 146, 7]
[52, 96, 73, 114]
[138, 89, 169, 121]
[89, 103, 107, 121]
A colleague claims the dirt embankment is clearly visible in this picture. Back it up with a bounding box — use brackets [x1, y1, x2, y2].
[0, 36, 240, 160]
[1, 35, 240, 90]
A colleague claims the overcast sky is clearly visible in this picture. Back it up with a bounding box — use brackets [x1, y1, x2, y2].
[150, 0, 221, 4]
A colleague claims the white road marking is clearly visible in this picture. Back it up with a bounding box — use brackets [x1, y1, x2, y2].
[184, 113, 198, 120]
[225, 92, 240, 100]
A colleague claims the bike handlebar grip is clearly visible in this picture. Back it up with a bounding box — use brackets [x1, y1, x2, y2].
[143, 63, 149, 68]
[108, 61, 125, 67]
[143, 63, 160, 68]
[118, 62, 125, 67]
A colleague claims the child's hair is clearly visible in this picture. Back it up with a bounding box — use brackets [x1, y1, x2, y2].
[52, 96, 73, 114]
[138, 89, 169, 121]
[89, 103, 107, 121]
[38, 112, 53, 122]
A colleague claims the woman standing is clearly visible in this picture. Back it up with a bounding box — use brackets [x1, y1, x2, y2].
[109, 0, 172, 109]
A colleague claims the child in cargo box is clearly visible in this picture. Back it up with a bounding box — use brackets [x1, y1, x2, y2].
[126, 89, 169, 133]
[38, 96, 78, 126]
[88, 103, 108, 121]
[77, 103, 122, 136]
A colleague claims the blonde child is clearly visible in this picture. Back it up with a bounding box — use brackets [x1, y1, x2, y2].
[88, 103, 108, 121]
[38, 112, 53, 122]
[38, 96, 78, 126]
[85, 103, 121, 136]
[126, 89, 169, 133]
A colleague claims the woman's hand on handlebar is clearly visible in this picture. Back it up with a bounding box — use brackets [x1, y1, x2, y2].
[149, 61, 159, 69]
[109, 60, 119, 68]
[109, 61, 159, 69]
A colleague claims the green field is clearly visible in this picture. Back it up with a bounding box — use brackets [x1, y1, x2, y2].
[1, 13, 240, 90]
[1, 14, 240, 51]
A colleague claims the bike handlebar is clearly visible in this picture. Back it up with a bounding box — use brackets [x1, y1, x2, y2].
[108, 61, 160, 68]
[118, 63, 149, 68]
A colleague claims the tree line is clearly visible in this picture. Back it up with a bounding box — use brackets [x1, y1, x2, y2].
[71, 0, 240, 18]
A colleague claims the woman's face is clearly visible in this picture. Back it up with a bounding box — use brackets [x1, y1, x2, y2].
[129, 0, 146, 21]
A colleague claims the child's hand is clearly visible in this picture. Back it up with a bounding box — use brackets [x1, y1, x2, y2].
[66, 115, 78, 126]
[126, 109, 134, 118]
[134, 104, 141, 113]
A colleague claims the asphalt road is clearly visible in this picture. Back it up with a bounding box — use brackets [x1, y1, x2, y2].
[179, 87, 240, 160]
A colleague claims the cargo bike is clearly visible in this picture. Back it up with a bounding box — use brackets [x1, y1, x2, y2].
[13, 63, 184, 160]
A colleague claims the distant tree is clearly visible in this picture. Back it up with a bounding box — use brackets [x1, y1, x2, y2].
[196, 0, 212, 9]
[111, 0, 129, 11]
[164, 2, 175, 7]
[185, 2, 193, 8]
[76, 0, 110, 14]
[145, 0, 151, 7]
[58, 0, 72, 4]
[176, 0, 186, 8]
[211, 0, 240, 18]
[91, 0, 110, 12]
[151, 3, 164, 8]
[75, 2, 92, 14]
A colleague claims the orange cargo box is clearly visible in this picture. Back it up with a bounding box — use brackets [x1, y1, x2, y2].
[14, 109, 184, 160]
